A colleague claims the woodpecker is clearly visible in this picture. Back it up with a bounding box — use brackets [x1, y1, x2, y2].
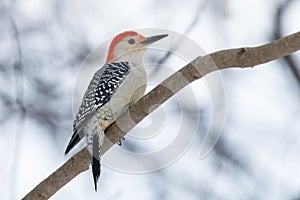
[64, 31, 168, 191]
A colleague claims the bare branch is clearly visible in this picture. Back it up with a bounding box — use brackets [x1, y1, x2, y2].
[22, 31, 300, 200]
[273, 0, 300, 85]
[23, 149, 90, 200]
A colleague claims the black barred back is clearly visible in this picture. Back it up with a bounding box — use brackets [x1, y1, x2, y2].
[74, 62, 131, 132]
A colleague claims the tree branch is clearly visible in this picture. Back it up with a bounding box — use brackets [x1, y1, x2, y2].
[273, 0, 300, 85]
[22, 31, 300, 200]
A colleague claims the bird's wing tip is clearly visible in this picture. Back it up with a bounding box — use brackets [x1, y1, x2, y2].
[64, 130, 81, 155]
[64, 148, 70, 155]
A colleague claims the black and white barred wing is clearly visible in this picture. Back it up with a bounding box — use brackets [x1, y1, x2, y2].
[65, 62, 132, 154]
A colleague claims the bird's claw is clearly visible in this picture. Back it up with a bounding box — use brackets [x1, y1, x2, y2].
[117, 137, 125, 146]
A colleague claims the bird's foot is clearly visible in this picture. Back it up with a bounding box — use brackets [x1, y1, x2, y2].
[117, 137, 125, 146]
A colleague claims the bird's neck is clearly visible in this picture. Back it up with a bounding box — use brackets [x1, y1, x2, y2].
[113, 50, 145, 67]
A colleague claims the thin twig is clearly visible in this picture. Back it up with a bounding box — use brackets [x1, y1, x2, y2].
[10, 17, 26, 200]
[150, 0, 208, 77]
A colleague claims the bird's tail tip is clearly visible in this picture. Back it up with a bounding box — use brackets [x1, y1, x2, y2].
[92, 134, 101, 191]
[92, 155, 101, 191]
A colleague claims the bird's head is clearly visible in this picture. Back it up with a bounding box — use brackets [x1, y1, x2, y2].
[106, 31, 168, 64]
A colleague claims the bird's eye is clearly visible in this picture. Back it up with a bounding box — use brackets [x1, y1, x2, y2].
[128, 38, 135, 45]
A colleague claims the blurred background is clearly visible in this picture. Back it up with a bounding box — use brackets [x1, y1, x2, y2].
[1, 0, 300, 199]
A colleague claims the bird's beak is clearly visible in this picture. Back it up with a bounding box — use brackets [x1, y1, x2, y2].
[140, 34, 168, 45]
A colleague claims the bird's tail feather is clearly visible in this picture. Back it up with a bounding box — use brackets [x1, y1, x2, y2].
[92, 133, 101, 191]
